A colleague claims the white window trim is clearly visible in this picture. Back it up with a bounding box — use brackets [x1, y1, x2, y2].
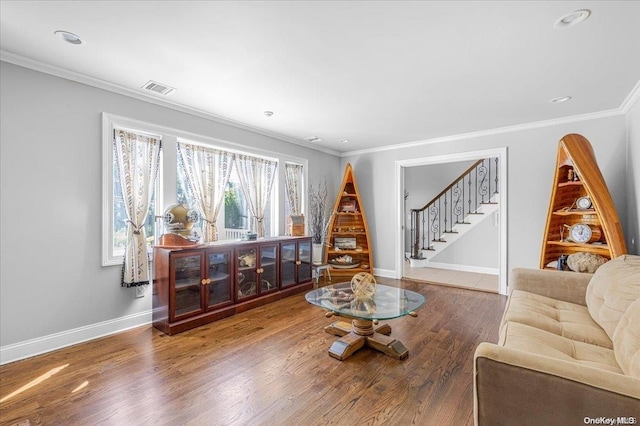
[102, 113, 308, 266]
[101, 114, 163, 266]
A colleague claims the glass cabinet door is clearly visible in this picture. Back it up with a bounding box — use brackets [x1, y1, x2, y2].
[260, 244, 278, 294]
[206, 249, 232, 308]
[236, 246, 258, 300]
[172, 252, 204, 320]
[298, 240, 312, 283]
[280, 242, 297, 288]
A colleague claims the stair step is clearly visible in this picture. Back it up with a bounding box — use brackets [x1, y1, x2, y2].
[443, 231, 459, 234]
[481, 202, 498, 205]
[455, 221, 471, 225]
[467, 212, 484, 215]
[432, 239, 447, 243]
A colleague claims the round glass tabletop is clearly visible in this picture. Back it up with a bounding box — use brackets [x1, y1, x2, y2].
[305, 282, 425, 321]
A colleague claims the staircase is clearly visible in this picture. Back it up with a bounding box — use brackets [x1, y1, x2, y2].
[409, 158, 499, 267]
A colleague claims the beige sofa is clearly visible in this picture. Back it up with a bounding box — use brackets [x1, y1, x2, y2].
[474, 255, 640, 425]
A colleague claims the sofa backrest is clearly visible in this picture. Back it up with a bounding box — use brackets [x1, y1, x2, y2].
[585, 255, 640, 340]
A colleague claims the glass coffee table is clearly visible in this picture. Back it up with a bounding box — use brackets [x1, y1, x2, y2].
[305, 282, 425, 360]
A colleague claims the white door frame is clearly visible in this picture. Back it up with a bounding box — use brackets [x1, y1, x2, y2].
[395, 147, 508, 295]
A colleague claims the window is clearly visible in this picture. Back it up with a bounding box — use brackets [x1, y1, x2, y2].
[284, 162, 304, 220]
[103, 113, 308, 265]
[102, 115, 163, 266]
[176, 141, 275, 240]
[113, 156, 159, 257]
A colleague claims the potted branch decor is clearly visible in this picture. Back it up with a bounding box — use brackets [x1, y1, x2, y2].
[309, 180, 332, 265]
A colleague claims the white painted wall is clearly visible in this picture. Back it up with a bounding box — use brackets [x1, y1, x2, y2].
[342, 115, 629, 276]
[0, 62, 340, 359]
[403, 160, 475, 252]
[430, 215, 499, 269]
[403, 159, 499, 270]
[627, 96, 640, 255]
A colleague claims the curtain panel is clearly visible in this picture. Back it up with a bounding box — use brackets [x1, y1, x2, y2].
[234, 154, 278, 238]
[284, 162, 303, 216]
[177, 143, 234, 242]
[113, 129, 161, 287]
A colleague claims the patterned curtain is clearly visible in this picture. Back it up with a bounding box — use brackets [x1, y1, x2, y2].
[177, 143, 234, 242]
[113, 129, 161, 287]
[234, 154, 278, 237]
[284, 162, 303, 215]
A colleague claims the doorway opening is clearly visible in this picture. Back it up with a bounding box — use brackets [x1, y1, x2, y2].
[395, 147, 508, 295]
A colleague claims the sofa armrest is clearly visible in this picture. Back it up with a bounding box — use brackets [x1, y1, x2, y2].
[474, 342, 640, 426]
[509, 268, 592, 305]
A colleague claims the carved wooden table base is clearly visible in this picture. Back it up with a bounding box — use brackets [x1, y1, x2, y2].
[324, 319, 409, 360]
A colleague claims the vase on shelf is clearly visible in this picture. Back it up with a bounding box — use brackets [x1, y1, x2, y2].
[312, 243, 324, 265]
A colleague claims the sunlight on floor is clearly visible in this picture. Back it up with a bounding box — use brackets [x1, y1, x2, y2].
[403, 263, 498, 293]
[0, 364, 69, 403]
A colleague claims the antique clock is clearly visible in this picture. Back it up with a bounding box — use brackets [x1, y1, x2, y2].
[568, 223, 601, 244]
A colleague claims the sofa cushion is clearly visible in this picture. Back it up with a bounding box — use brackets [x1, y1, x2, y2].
[500, 290, 612, 348]
[586, 255, 640, 340]
[613, 297, 640, 378]
[501, 322, 623, 374]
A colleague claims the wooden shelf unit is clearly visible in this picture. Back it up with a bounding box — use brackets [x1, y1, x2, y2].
[325, 163, 374, 279]
[540, 134, 627, 269]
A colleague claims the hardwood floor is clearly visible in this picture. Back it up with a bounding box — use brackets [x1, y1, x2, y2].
[0, 278, 507, 426]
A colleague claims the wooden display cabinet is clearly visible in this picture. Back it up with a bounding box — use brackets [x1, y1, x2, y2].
[540, 134, 627, 269]
[153, 236, 313, 334]
[280, 239, 312, 288]
[235, 243, 279, 301]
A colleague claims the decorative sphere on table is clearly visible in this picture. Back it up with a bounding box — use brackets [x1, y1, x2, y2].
[351, 272, 376, 298]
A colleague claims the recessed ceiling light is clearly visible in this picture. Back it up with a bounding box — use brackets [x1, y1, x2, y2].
[54, 30, 84, 45]
[304, 136, 323, 143]
[339, 139, 350, 144]
[550, 96, 572, 103]
[263, 111, 274, 117]
[554, 9, 591, 28]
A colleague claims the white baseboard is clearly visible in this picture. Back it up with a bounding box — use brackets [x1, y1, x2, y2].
[373, 267, 396, 278]
[0, 310, 152, 365]
[427, 262, 499, 275]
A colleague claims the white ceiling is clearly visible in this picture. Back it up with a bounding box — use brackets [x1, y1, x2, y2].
[1, 1, 639, 154]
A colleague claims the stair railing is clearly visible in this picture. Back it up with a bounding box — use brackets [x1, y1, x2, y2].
[410, 157, 499, 259]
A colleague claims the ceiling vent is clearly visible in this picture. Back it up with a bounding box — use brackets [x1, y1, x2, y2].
[142, 80, 176, 96]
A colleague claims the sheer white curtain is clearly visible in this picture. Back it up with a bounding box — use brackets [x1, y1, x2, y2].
[177, 143, 234, 242]
[113, 129, 161, 287]
[284, 162, 303, 215]
[234, 154, 278, 237]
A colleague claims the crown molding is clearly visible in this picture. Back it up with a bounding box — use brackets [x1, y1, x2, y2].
[620, 79, 640, 113]
[340, 108, 624, 157]
[2, 50, 634, 160]
[0, 51, 341, 157]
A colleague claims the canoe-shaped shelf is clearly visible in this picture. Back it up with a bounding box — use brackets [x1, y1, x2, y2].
[325, 163, 374, 278]
[540, 134, 627, 269]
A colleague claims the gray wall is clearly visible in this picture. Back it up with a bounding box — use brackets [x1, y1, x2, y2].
[627, 98, 640, 255]
[342, 115, 629, 275]
[0, 62, 340, 349]
[1, 59, 637, 358]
